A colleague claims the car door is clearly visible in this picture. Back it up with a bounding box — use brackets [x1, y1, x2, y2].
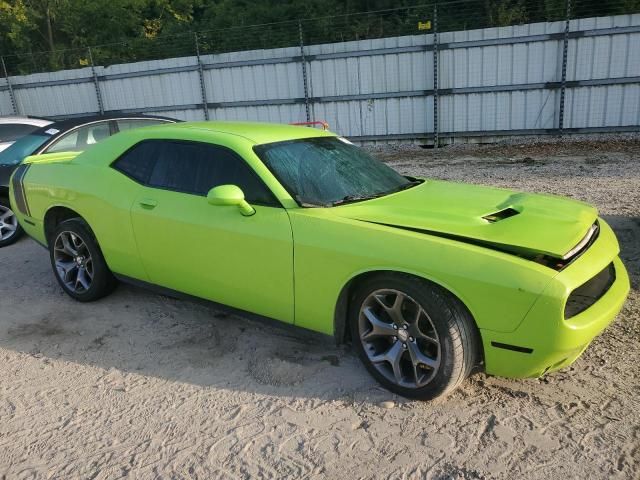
[117, 139, 295, 324]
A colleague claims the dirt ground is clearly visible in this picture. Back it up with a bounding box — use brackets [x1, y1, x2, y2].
[1, 136, 639, 479]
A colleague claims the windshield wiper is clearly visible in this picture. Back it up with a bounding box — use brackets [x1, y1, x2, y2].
[294, 195, 325, 208]
[383, 179, 423, 194]
[331, 180, 423, 206]
[330, 192, 387, 206]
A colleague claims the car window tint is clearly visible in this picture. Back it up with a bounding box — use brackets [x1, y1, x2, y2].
[143, 140, 276, 205]
[46, 122, 111, 153]
[197, 147, 274, 205]
[0, 123, 40, 142]
[85, 122, 111, 145]
[116, 119, 169, 131]
[46, 131, 79, 153]
[148, 142, 200, 193]
[113, 141, 161, 184]
[0, 133, 50, 165]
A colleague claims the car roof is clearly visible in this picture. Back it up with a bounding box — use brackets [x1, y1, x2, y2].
[165, 121, 336, 145]
[0, 116, 52, 127]
[38, 113, 177, 133]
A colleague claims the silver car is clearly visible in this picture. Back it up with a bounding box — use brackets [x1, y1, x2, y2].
[0, 116, 52, 152]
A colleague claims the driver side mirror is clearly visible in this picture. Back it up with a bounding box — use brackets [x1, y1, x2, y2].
[207, 184, 256, 216]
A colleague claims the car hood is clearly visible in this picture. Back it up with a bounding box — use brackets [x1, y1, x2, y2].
[331, 179, 598, 258]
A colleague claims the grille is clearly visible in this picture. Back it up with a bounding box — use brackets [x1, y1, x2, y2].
[564, 262, 616, 319]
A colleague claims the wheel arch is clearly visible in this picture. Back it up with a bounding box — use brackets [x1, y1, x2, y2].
[43, 205, 85, 246]
[333, 269, 482, 351]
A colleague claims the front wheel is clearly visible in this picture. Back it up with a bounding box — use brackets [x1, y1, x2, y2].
[49, 218, 117, 302]
[350, 274, 480, 400]
[0, 198, 24, 247]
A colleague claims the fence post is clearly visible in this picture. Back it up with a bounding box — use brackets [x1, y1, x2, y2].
[1, 56, 19, 115]
[432, 3, 439, 148]
[194, 33, 210, 121]
[298, 21, 311, 122]
[558, 0, 571, 134]
[87, 47, 104, 114]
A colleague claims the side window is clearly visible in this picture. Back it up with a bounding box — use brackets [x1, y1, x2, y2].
[116, 119, 169, 132]
[46, 122, 111, 153]
[112, 141, 161, 184]
[0, 124, 40, 142]
[148, 142, 276, 205]
[85, 122, 111, 146]
[112, 140, 277, 206]
[194, 146, 276, 206]
[46, 130, 79, 153]
[148, 142, 200, 193]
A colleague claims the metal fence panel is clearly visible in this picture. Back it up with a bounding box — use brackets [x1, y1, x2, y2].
[304, 34, 433, 138]
[438, 19, 564, 134]
[203, 47, 304, 104]
[0, 12, 638, 141]
[211, 104, 306, 125]
[0, 80, 12, 115]
[98, 57, 203, 114]
[149, 109, 205, 121]
[9, 67, 96, 116]
[562, 14, 640, 129]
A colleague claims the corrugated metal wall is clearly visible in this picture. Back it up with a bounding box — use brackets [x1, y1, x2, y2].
[1, 13, 638, 143]
[564, 16, 640, 128]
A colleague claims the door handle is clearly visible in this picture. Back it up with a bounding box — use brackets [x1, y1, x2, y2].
[139, 198, 158, 209]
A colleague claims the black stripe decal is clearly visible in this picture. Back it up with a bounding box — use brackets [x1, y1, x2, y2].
[11, 164, 30, 216]
[22, 164, 31, 217]
[490, 341, 534, 354]
[20, 164, 30, 216]
[354, 218, 528, 257]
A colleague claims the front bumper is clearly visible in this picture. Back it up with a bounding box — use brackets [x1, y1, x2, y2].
[481, 219, 630, 378]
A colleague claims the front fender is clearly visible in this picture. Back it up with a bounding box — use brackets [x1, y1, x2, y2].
[289, 209, 556, 336]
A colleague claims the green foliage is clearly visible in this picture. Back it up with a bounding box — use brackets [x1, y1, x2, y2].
[0, 0, 638, 75]
[0, 1, 35, 54]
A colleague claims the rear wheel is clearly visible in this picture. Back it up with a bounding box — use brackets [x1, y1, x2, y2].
[49, 218, 117, 301]
[0, 198, 23, 247]
[350, 274, 479, 400]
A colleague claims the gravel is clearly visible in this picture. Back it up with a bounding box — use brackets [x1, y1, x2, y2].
[0, 138, 638, 479]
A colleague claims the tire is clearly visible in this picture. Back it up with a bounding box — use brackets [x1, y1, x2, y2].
[0, 197, 24, 248]
[349, 273, 480, 400]
[49, 218, 117, 302]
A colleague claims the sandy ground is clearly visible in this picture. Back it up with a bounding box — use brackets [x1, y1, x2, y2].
[1, 137, 639, 479]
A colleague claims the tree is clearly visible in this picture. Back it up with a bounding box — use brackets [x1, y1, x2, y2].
[1, 0, 639, 74]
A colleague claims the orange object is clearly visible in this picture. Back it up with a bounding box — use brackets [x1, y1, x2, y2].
[290, 121, 329, 130]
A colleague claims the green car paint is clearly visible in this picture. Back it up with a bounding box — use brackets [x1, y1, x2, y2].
[10, 121, 630, 379]
[22, 150, 80, 165]
[207, 184, 257, 216]
[331, 180, 599, 258]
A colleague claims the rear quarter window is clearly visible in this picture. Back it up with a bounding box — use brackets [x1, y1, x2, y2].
[112, 141, 161, 184]
[116, 119, 171, 132]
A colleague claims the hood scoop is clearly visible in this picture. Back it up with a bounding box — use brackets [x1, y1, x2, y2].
[482, 207, 520, 223]
[331, 179, 599, 258]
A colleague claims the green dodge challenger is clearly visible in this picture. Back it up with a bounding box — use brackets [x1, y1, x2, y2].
[9, 122, 630, 399]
